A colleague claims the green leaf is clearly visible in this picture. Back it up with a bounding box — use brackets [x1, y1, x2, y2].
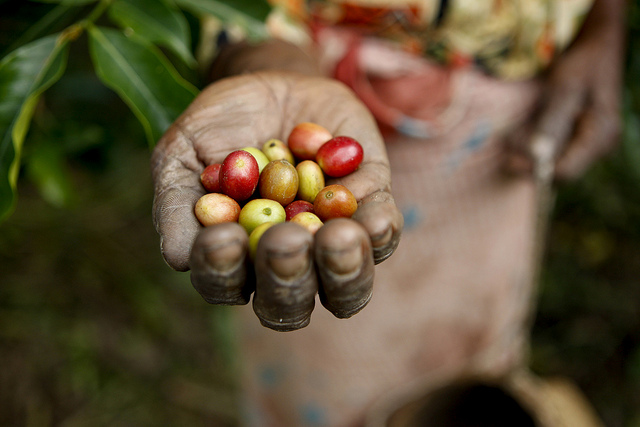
[0, 34, 69, 222]
[213, 0, 272, 22]
[175, 0, 271, 40]
[88, 26, 198, 146]
[108, 0, 196, 67]
[31, 0, 98, 5]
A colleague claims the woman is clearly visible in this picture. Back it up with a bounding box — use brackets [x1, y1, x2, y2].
[151, 0, 624, 424]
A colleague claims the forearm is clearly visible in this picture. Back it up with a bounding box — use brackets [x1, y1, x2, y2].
[577, 0, 626, 44]
[208, 38, 325, 82]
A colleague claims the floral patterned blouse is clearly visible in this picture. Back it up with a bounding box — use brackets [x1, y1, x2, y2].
[268, 0, 594, 80]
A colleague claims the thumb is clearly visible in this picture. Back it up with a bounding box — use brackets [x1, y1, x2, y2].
[151, 126, 205, 271]
[520, 80, 588, 177]
[535, 81, 586, 151]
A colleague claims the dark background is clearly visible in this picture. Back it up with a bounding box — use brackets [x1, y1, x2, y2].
[1, 1, 640, 426]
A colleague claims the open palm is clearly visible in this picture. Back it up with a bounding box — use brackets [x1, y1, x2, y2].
[151, 71, 403, 331]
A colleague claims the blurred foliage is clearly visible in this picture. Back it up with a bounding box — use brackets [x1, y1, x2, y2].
[1, 0, 640, 426]
[0, 83, 243, 425]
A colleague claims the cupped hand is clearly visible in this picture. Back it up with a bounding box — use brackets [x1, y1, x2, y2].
[505, 0, 624, 181]
[151, 71, 403, 331]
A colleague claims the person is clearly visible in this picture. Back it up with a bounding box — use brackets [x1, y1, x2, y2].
[150, 0, 624, 425]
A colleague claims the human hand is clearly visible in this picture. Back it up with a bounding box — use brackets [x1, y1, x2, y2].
[505, 0, 624, 181]
[151, 71, 403, 331]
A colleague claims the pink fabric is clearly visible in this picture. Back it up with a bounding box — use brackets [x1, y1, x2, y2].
[332, 36, 454, 137]
[320, 27, 465, 139]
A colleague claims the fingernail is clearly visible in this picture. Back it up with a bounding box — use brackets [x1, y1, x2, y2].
[204, 239, 245, 272]
[318, 241, 372, 319]
[369, 226, 393, 249]
[321, 241, 363, 276]
[267, 244, 311, 279]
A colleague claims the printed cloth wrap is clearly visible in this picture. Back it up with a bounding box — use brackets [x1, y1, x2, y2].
[267, 0, 593, 137]
[269, 0, 594, 80]
[223, 1, 597, 426]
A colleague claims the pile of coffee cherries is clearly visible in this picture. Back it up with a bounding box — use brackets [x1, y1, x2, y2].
[194, 122, 364, 259]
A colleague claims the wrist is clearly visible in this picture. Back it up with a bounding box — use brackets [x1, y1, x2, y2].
[209, 39, 324, 82]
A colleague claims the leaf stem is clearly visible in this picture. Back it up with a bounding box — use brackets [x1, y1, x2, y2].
[58, 0, 113, 44]
[82, 0, 113, 27]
